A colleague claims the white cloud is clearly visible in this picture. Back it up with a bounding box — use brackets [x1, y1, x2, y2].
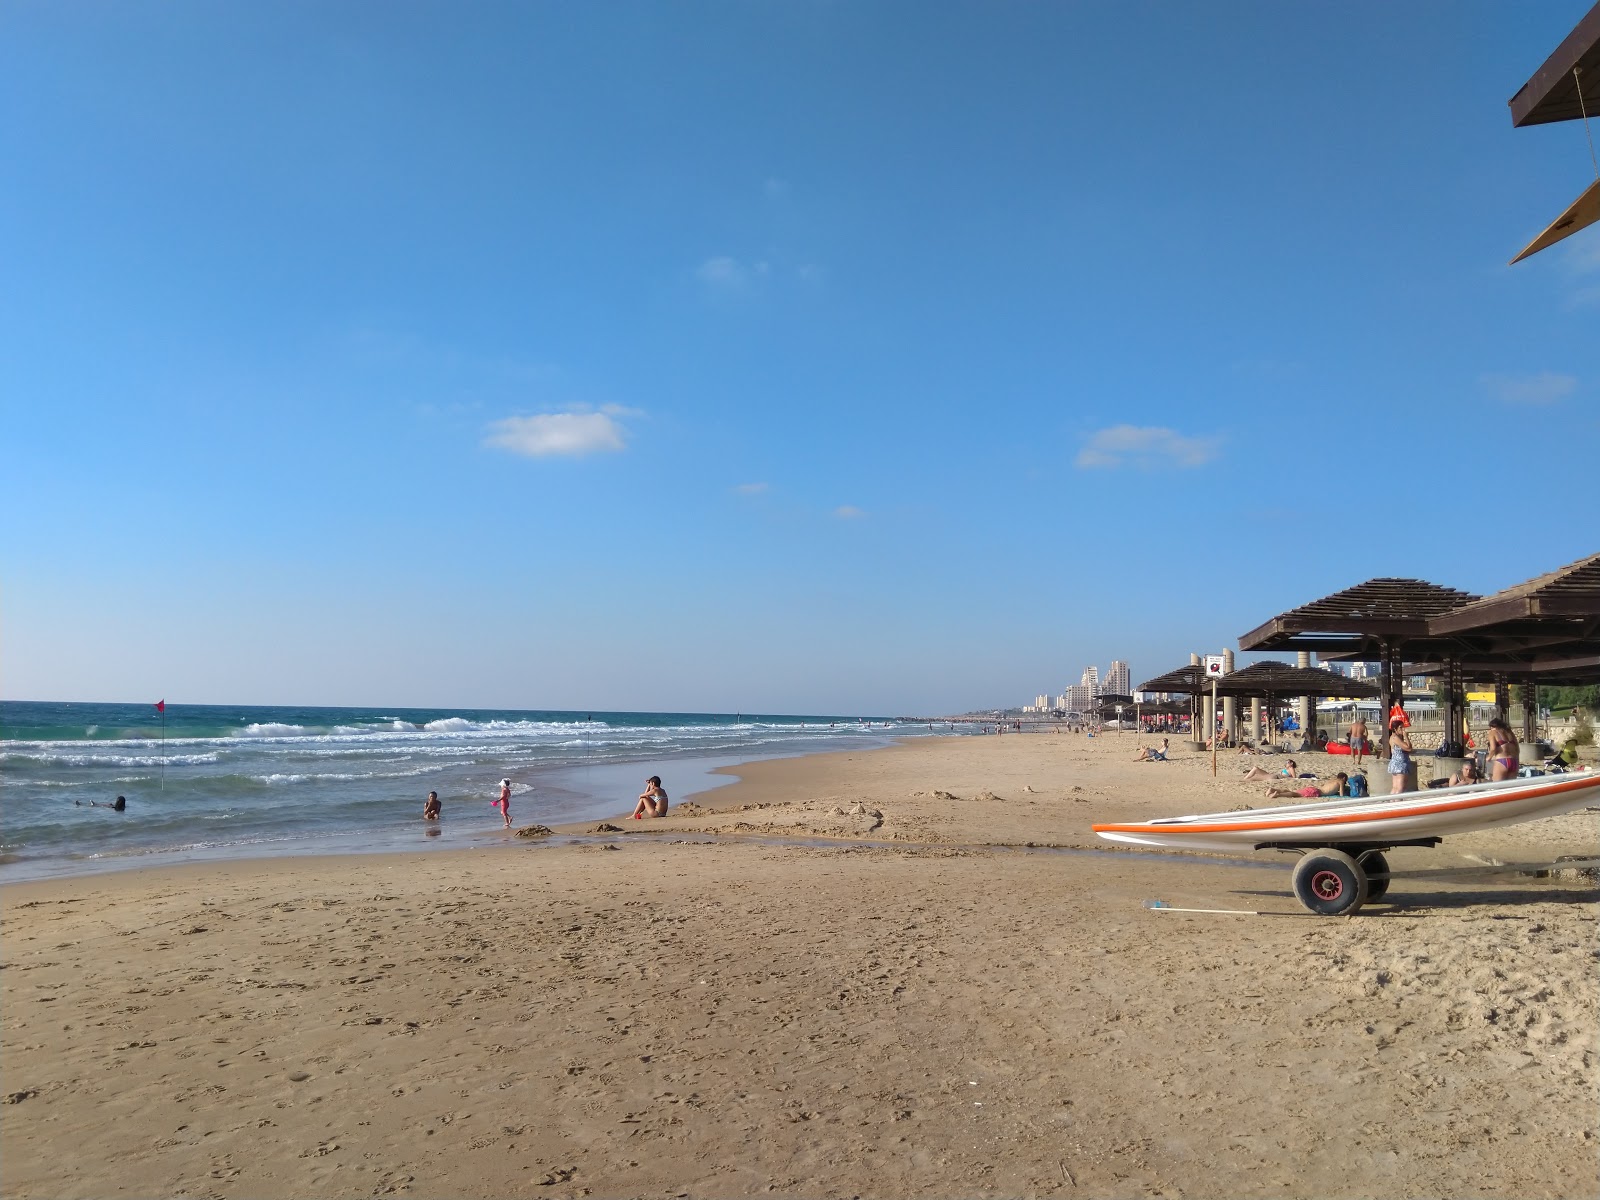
[697, 255, 778, 291]
[833, 505, 865, 519]
[1074, 425, 1221, 470]
[483, 410, 629, 458]
[698, 256, 747, 288]
[1481, 371, 1577, 406]
[734, 482, 769, 495]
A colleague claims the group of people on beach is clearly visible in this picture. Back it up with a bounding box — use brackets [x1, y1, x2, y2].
[418, 775, 670, 828]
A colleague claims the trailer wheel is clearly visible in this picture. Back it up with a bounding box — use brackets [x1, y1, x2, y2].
[1357, 851, 1390, 902]
[1291, 849, 1368, 916]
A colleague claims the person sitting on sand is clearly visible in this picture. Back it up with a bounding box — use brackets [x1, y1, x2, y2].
[423, 790, 441, 820]
[631, 776, 668, 819]
[1448, 760, 1481, 788]
[1241, 759, 1296, 782]
[1266, 772, 1348, 800]
[1133, 738, 1170, 762]
[77, 795, 127, 812]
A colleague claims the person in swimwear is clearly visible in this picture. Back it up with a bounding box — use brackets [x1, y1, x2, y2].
[492, 779, 512, 828]
[1133, 738, 1170, 761]
[423, 791, 441, 820]
[1386, 719, 1414, 794]
[632, 776, 668, 819]
[1485, 717, 1519, 782]
[1349, 715, 1368, 766]
[1266, 772, 1348, 799]
[1242, 759, 1296, 782]
[77, 795, 127, 812]
[1448, 759, 1481, 788]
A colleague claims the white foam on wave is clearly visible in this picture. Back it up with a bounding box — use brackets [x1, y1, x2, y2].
[424, 718, 475, 733]
[239, 722, 311, 737]
[1, 751, 223, 768]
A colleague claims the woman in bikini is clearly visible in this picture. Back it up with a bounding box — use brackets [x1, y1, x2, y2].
[1242, 759, 1296, 782]
[1485, 717, 1519, 782]
[632, 776, 668, 819]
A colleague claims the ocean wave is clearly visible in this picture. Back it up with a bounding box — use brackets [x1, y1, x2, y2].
[0, 751, 223, 768]
[423, 717, 475, 732]
[238, 722, 311, 737]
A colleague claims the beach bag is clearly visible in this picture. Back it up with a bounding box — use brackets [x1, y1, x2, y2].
[1347, 773, 1369, 798]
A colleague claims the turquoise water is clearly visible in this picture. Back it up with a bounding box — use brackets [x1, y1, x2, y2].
[0, 701, 958, 881]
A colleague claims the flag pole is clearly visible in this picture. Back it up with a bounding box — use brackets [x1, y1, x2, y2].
[156, 699, 166, 792]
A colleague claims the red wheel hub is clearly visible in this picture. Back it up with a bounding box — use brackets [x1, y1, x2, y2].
[1310, 870, 1344, 900]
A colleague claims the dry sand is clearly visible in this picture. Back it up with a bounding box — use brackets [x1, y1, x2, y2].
[4, 732, 1596, 1198]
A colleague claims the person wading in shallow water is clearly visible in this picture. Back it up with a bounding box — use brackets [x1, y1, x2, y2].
[492, 779, 512, 828]
[77, 795, 127, 812]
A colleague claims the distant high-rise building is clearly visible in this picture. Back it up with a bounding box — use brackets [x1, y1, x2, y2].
[1080, 665, 1100, 689]
[1104, 660, 1131, 696]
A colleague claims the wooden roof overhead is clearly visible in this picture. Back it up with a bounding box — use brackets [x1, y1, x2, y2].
[1509, 1, 1600, 127]
[1428, 552, 1600, 634]
[1237, 578, 1480, 654]
[1223, 660, 1381, 699]
[1410, 654, 1600, 685]
[1137, 665, 1206, 695]
[1136, 662, 1378, 699]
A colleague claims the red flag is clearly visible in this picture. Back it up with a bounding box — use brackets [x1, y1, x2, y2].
[155, 700, 166, 713]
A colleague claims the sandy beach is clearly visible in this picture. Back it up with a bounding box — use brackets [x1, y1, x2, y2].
[4, 732, 1597, 1199]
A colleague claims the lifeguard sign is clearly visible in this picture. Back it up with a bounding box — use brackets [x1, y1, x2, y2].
[1203, 656, 1226, 776]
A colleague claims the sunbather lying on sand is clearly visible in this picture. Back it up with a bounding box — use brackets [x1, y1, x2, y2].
[1242, 760, 1296, 782]
[1265, 772, 1348, 800]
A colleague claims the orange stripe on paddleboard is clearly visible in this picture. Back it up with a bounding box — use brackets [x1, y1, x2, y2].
[1091, 774, 1598, 837]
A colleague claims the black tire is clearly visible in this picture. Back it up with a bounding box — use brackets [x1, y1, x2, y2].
[1291, 849, 1368, 916]
[1358, 851, 1390, 902]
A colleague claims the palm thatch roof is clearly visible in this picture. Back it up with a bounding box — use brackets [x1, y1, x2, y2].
[1137, 661, 1378, 699]
[1238, 578, 1480, 656]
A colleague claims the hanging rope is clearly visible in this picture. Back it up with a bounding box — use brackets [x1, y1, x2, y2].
[1577, 66, 1599, 181]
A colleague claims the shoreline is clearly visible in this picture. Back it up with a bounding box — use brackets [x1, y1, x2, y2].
[4, 732, 1595, 1198]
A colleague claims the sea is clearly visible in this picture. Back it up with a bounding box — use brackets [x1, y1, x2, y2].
[0, 701, 968, 883]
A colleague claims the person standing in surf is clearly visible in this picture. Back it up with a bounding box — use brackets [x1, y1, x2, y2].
[492, 779, 512, 828]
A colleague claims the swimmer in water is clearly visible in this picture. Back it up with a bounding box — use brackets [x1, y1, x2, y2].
[77, 795, 127, 812]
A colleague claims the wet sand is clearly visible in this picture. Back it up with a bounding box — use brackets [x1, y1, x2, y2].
[3, 732, 1596, 1198]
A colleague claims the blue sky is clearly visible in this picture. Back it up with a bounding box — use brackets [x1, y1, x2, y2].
[3, 1, 1597, 714]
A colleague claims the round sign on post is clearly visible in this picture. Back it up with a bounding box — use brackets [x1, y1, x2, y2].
[1203, 656, 1226, 774]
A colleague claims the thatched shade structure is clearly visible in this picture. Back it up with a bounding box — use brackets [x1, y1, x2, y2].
[1510, 2, 1600, 127]
[1417, 553, 1600, 738]
[1138, 662, 1378, 747]
[1238, 578, 1480, 750]
[1138, 663, 1378, 701]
